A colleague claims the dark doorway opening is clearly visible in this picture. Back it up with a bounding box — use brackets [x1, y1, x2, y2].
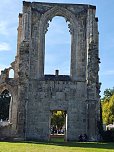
[0, 89, 11, 121]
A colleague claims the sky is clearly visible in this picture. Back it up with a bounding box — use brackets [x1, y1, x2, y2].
[0, 0, 114, 97]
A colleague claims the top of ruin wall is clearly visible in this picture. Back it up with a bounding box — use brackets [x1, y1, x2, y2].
[23, 1, 96, 10]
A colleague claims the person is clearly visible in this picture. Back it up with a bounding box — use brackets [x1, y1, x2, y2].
[78, 134, 83, 142]
[83, 133, 88, 142]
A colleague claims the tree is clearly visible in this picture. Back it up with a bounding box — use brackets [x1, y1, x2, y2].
[102, 99, 110, 124]
[101, 88, 114, 101]
[102, 87, 114, 125]
[51, 111, 65, 130]
[108, 95, 114, 123]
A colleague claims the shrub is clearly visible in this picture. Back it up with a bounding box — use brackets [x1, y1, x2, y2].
[102, 130, 114, 142]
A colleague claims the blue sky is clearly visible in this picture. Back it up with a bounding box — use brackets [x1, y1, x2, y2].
[0, 0, 114, 97]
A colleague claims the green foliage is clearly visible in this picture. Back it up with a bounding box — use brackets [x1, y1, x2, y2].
[101, 87, 114, 125]
[109, 95, 114, 123]
[102, 99, 110, 124]
[51, 111, 65, 129]
[101, 87, 114, 101]
[0, 90, 11, 120]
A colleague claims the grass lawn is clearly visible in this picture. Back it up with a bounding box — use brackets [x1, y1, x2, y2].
[0, 139, 114, 152]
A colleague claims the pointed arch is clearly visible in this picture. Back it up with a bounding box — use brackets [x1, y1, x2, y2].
[39, 6, 77, 33]
[9, 69, 14, 78]
[37, 6, 79, 79]
[0, 89, 11, 121]
[0, 84, 14, 122]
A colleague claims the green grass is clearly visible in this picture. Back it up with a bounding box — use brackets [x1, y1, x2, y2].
[0, 140, 114, 152]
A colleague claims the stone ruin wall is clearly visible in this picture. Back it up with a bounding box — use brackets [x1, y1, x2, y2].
[0, 1, 101, 141]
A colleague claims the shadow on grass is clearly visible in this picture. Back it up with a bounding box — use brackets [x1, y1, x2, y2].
[28, 141, 114, 150]
[4, 138, 114, 151]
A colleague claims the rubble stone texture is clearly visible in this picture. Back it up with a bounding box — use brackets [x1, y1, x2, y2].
[0, 1, 101, 141]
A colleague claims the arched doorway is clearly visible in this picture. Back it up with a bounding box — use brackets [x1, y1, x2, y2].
[0, 89, 12, 121]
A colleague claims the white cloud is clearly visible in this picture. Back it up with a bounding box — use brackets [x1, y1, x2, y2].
[0, 21, 9, 35]
[0, 42, 11, 51]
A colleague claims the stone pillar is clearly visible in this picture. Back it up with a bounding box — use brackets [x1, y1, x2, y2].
[70, 28, 77, 80]
[37, 31, 45, 79]
[22, 1, 31, 41]
[86, 6, 100, 141]
[17, 40, 30, 138]
[70, 12, 87, 81]
[17, 13, 23, 55]
[9, 87, 18, 137]
[14, 13, 23, 79]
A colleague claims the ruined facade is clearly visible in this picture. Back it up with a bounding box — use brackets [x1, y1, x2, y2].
[0, 1, 101, 141]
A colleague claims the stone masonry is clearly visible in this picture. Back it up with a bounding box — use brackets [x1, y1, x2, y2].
[0, 1, 101, 141]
